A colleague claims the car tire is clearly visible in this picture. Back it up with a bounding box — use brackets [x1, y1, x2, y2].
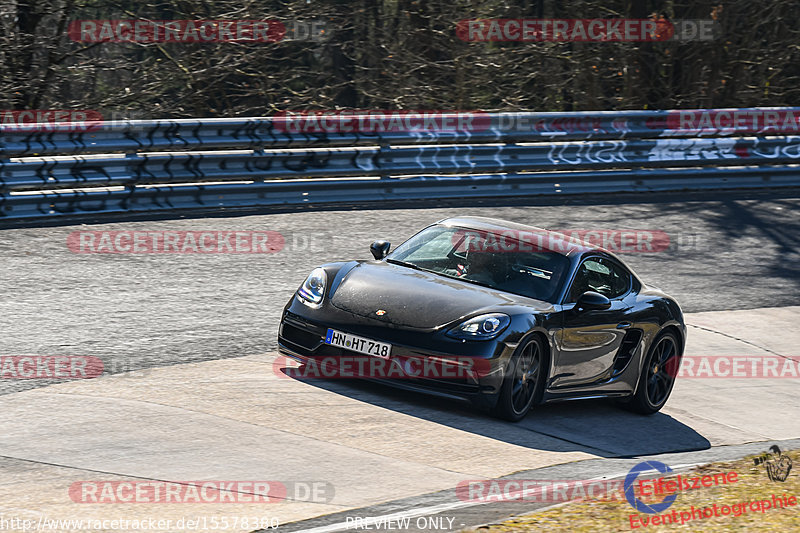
[491, 336, 545, 422]
[626, 331, 680, 415]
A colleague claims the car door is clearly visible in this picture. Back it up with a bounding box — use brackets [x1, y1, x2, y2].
[549, 256, 635, 389]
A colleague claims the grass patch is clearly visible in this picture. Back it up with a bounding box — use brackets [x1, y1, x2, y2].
[466, 449, 798, 532]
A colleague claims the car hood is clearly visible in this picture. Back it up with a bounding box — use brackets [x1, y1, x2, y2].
[329, 261, 531, 329]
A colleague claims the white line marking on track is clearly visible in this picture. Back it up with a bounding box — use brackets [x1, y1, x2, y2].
[292, 462, 708, 532]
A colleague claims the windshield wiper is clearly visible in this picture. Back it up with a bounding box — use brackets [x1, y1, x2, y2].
[385, 258, 428, 272]
[436, 270, 496, 290]
[386, 259, 496, 290]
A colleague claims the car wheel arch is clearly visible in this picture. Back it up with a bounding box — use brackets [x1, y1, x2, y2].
[505, 329, 551, 405]
[632, 324, 683, 397]
[660, 324, 684, 351]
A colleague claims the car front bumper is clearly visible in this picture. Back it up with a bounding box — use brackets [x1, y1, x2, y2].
[276, 297, 512, 409]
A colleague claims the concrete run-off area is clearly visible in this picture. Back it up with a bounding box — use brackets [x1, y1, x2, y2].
[0, 305, 796, 532]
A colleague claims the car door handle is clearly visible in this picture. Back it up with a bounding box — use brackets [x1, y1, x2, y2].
[616, 322, 632, 329]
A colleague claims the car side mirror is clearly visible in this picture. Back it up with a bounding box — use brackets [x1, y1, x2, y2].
[575, 291, 611, 311]
[370, 240, 391, 259]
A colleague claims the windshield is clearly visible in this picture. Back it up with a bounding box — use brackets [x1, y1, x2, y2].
[387, 225, 571, 303]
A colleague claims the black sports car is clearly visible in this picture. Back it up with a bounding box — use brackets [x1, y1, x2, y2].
[278, 216, 685, 421]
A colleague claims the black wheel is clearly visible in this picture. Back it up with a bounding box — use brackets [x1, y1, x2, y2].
[491, 336, 545, 422]
[627, 331, 680, 415]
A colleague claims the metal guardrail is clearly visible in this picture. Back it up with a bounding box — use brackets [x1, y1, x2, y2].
[2, 108, 800, 221]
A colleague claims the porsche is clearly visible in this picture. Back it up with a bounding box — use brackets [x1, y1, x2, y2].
[278, 217, 685, 421]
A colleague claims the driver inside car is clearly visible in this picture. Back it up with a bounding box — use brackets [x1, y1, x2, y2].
[464, 251, 502, 286]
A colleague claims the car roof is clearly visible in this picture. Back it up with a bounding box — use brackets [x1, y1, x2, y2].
[436, 216, 597, 257]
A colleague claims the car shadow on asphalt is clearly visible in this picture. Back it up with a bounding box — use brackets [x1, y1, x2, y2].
[274, 367, 711, 458]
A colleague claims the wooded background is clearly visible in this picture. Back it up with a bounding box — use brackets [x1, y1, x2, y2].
[1, 1, 797, 119]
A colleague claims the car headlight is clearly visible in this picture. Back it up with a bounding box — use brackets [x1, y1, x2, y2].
[447, 313, 510, 340]
[298, 267, 327, 305]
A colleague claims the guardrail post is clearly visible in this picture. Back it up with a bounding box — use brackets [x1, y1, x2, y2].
[253, 145, 266, 182]
[379, 140, 390, 180]
[0, 130, 8, 216]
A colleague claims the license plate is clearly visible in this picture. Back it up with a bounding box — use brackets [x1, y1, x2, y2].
[325, 329, 392, 359]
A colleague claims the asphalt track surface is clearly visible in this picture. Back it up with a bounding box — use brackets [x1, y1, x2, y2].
[274, 438, 800, 533]
[1, 189, 799, 396]
[0, 191, 800, 530]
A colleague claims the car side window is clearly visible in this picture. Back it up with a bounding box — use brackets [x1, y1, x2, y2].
[606, 260, 632, 297]
[567, 258, 630, 302]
